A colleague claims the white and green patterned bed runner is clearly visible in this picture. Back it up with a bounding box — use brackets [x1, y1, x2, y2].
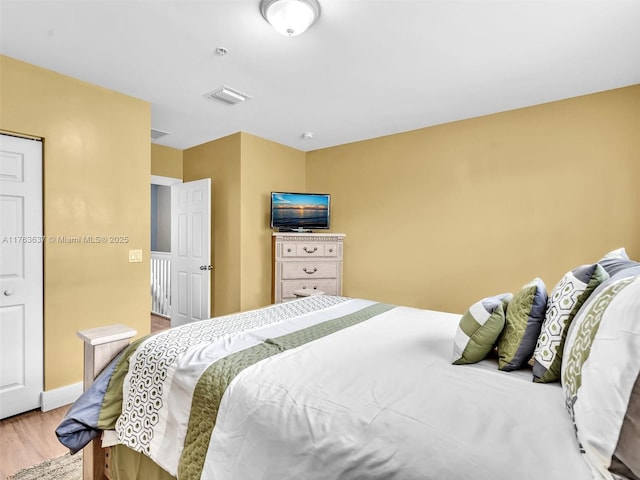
[179, 301, 394, 479]
[100, 296, 393, 478]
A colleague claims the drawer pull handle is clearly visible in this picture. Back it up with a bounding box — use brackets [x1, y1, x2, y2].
[303, 247, 318, 254]
[303, 267, 318, 274]
[287, 248, 292, 253]
[328, 248, 334, 253]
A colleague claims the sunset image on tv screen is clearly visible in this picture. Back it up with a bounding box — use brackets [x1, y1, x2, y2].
[271, 193, 329, 228]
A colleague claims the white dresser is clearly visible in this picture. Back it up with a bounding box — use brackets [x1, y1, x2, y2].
[272, 232, 346, 303]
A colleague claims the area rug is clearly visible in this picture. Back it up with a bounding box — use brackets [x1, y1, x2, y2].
[7, 452, 81, 480]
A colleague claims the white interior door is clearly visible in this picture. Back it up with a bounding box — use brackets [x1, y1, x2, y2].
[170, 179, 211, 327]
[0, 134, 43, 419]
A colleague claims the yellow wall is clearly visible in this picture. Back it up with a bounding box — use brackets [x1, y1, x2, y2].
[240, 133, 306, 311]
[183, 133, 242, 316]
[0, 55, 151, 390]
[306, 85, 640, 313]
[151, 143, 183, 179]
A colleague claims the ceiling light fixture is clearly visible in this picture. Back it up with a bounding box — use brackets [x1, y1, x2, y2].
[260, 0, 320, 37]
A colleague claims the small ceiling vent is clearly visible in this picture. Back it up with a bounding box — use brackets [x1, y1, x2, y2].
[151, 128, 170, 139]
[204, 85, 251, 105]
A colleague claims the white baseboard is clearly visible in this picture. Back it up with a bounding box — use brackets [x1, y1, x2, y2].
[41, 382, 83, 411]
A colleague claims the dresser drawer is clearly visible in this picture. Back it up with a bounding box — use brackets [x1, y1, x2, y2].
[282, 243, 336, 258]
[281, 262, 337, 279]
[281, 279, 337, 299]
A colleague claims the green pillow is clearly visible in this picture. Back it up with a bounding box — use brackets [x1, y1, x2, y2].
[497, 278, 548, 371]
[532, 264, 608, 383]
[452, 293, 512, 365]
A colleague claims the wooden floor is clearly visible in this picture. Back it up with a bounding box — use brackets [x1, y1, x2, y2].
[151, 313, 170, 333]
[0, 314, 170, 479]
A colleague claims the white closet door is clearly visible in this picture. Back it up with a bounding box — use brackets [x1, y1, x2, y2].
[0, 133, 43, 419]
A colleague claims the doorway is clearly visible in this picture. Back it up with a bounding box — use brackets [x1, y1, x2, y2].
[150, 175, 181, 318]
[150, 176, 212, 326]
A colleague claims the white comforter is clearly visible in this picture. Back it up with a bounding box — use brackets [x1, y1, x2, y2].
[113, 296, 593, 479]
[202, 300, 592, 480]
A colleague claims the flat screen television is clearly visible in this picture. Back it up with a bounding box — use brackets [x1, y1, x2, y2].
[270, 192, 330, 231]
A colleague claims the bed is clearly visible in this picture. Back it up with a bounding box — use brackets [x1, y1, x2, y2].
[56, 253, 640, 480]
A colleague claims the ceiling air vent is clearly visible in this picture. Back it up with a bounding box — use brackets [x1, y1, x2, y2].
[151, 128, 170, 140]
[204, 85, 251, 105]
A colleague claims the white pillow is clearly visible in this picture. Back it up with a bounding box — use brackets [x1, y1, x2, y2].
[562, 274, 640, 480]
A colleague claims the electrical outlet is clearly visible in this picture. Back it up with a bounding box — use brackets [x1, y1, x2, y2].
[128, 249, 143, 263]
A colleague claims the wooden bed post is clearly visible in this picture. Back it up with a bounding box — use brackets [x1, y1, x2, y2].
[77, 324, 137, 480]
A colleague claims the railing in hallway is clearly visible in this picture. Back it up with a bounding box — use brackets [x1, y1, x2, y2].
[151, 251, 171, 317]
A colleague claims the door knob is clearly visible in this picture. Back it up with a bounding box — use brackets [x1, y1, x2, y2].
[199, 265, 214, 271]
[4, 290, 14, 296]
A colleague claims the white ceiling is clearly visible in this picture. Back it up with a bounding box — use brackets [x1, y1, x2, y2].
[2, 0, 639, 152]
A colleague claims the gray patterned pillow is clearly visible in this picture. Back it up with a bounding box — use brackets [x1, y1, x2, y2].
[532, 264, 608, 383]
[562, 274, 640, 480]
